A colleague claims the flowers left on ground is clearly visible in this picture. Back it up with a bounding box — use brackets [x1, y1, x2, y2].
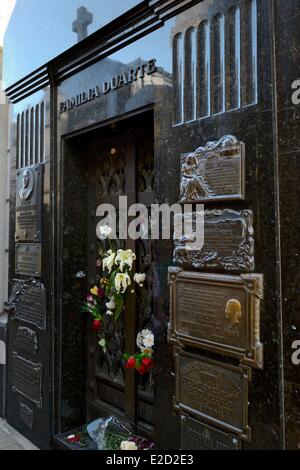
[120, 441, 138, 451]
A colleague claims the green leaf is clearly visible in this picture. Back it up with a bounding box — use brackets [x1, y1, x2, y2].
[135, 357, 141, 369]
[114, 295, 124, 322]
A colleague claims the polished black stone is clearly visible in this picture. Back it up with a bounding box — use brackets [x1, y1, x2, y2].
[5, 0, 300, 451]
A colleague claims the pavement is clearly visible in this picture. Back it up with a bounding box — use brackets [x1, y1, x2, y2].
[0, 418, 38, 450]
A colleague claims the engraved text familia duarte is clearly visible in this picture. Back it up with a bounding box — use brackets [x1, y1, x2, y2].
[59, 59, 157, 113]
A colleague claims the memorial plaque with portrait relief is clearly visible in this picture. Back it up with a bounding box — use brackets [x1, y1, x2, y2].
[168, 268, 263, 369]
[15, 243, 42, 277]
[181, 414, 241, 450]
[173, 210, 254, 272]
[16, 165, 43, 243]
[174, 350, 251, 441]
[180, 135, 245, 203]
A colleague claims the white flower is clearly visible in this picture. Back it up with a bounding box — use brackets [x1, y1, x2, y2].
[106, 310, 114, 316]
[134, 273, 146, 287]
[143, 332, 155, 349]
[115, 249, 136, 272]
[99, 338, 107, 353]
[120, 441, 138, 451]
[136, 329, 154, 351]
[115, 272, 131, 294]
[106, 297, 116, 310]
[102, 249, 116, 274]
[98, 224, 113, 239]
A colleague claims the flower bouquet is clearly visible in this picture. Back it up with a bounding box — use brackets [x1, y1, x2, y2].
[81, 225, 147, 353]
[124, 329, 154, 375]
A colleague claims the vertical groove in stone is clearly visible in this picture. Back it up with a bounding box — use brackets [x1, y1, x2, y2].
[16, 114, 20, 170]
[173, 32, 184, 125]
[20, 112, 25, 169]
[226, 6, 241, 110]
[241, 0, 258, 106]
[184, 27, 197, 122]
[35, 104, 40, 164]
[211, 13, 225, 115]
[30, 107, 34, 166]
[25, 109, 29, 167]
[197, 20, 210, 119]
[40, 102, 45, 163]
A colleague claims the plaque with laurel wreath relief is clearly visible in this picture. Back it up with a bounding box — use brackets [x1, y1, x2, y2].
[173, 209, 254, 272]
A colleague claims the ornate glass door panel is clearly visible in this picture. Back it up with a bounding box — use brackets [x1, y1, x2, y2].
[86, 126, 154, 434]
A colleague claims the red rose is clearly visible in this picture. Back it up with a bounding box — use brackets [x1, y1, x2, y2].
[137, 365, 147, 375]
[125, 357, 136, 369]
[142, 357, 154, 370]
[92, 319, 101, 331]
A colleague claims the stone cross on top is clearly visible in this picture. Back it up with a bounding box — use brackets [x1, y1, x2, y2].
[72, 6, 93, 42]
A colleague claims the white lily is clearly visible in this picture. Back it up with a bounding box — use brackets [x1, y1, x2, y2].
[115, 272, 131, 294]
[102, 249, 115, 274]
[134, 272, 146, 287]
[115, 249, 136, 272]
[106, 310, 114, 316]
[99, 224, 113, 239]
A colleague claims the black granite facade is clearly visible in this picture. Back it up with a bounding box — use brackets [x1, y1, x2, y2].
[3, 0, 300, 450]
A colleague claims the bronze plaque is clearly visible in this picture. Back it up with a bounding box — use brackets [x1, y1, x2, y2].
[168, 268, 263, 368]
[19, 403, 34, 429]
[174, 209, 254, 272]
[16, 165, 43, 242]
[174, 350, 251, 441]
[16, 327, 38, 355]
[15, 243, 42, 277]
[12, 353, 43, 409]
[10, 279, 46, 331]
[180, 135, 245, 203]
[181, 414, 241, 450]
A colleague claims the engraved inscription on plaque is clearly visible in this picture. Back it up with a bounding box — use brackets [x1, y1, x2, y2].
[15, 243, 42, 277]
[10, 279, 46, 331]
[174, 350, 251, 441]
[16, 165, 43, 242]
[19, 403, 34, 429]
[181, 414, 241, 450]
[174, 210, 254, 272]
[168, 268, 263, 368]
[180, 135, 245, 203]
[12, 353, 43, 409]
[16, 327, 38, 355]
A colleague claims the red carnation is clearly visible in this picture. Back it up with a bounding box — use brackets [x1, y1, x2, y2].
[137, 365, 147, 375]
[125, 357, 136, 369]
[92, 319, 101, 331]
[67, 434, 81, 444]
[136, 358, 153, 375]
[142, 357, 154, 370]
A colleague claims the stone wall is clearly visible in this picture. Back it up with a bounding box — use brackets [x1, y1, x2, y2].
[0, 46, 9, 418]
